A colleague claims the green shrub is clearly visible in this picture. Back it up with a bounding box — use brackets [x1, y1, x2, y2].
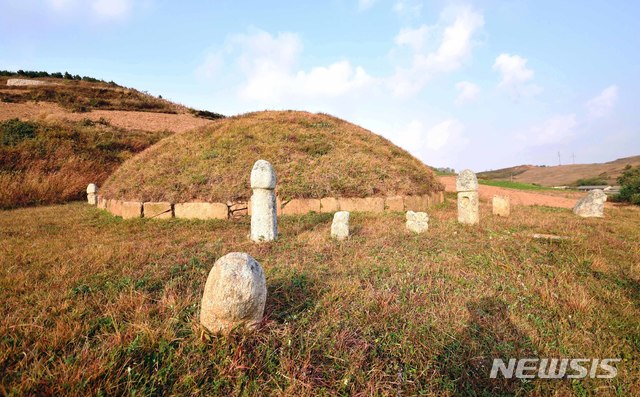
[0, 119, 37, 146]
[575, 177, 608, 186]
[614, 165, 640, 205]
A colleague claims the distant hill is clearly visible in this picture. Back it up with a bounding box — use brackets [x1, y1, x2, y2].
[0, 71, 224, 208]
[478, 156, 640, 186]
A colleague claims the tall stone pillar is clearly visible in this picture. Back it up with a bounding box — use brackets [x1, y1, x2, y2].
[250, 160, 278, 242]
[456, 169, 479, 225]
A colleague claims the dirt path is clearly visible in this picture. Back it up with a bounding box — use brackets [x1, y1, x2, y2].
[439, 176, 582, 209]
[0, 101, 214, 133]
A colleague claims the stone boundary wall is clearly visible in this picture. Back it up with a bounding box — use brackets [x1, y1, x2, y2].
[6, 79, 52, 87]
[96, 191, 445, 220]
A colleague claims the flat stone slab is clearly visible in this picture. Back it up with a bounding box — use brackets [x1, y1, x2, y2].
[282, 199, 321, 215]
[404, 195, 430, 212]
[320, 197, 339, 213]
[457, 191, 479, 225]
[331, 211, 350, 240]
[174, 202, 228, 220]
[337, 197, 384, 213]
[108, 200, 142, 219]
[385, 196, 404, 212]
[144, 202, 173, 219]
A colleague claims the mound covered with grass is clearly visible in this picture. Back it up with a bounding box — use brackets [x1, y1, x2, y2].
[101, 110, 443, 202]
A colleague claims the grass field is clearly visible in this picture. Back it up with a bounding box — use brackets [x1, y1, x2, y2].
[478, 179, 550, 191]
[1, 196, 639, 395]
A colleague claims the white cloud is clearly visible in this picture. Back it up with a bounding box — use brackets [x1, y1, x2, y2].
[198, 29, 376, 105]
[389, 6, 484, 96]
[528, 113, 578, 145]
[586, 85, 618, 119]
[358, 0, 376, 11]
[425, 119, 466, 150]
[195, 53, 222, 80]
[455, 81, 480, 104]
[393, 0, 423, 19]
[493, 53, 541, 99]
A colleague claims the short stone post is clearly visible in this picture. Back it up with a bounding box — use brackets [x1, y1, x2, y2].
[456, 169, 479, 225]
[250, 160, 278, 242]
[331, 211, 350, 240]
[87, 183, 97, 205]
[492, 195, 510, 217]
[200, 252, 267, 334]
[573, 189, 607, 218]
[406, 211, 429, 233]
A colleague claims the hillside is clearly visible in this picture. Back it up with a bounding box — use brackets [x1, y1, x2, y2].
[478, 155, 640, 186]
[0, 72, 223, 208]
[102, 110, 444, 202]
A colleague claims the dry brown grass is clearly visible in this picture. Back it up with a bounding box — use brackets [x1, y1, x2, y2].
[101, 110, 444, 203]
[0, 197, 638, 395]
[0, 118, 171, 208]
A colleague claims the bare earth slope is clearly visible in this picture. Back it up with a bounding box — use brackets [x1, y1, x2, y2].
[478, 156, 640, 186]
[440, 176, 581, 208]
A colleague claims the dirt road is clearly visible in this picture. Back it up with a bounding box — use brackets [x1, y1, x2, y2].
[439, 176, 581, 209]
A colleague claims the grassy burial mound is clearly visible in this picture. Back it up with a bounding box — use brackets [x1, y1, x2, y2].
[100, 110, 444, 204]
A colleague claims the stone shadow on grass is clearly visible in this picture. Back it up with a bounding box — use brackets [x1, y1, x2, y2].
[436, 296, 537, 396]
[265, 270, 324, 324]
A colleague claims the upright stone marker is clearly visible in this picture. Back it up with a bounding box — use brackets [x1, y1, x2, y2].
[457, 169, 479, 225]
[200, 252, 267, 334]
[250, 160, 278, 242]
[573, 189, 607, 218]
[492, 195, 511, 217]
[331, 211, 350, 240]
[86, 183, 97, 205]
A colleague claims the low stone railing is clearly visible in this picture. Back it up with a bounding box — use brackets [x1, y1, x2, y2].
[96, 192, 445, 220]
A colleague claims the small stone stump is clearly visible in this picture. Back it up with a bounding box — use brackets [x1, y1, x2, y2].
[250, 160, 278, 242]
[492, 195, 510, 217]
[573, 189, 607, 218]
[331, 211, 350, 240]
[200, 252, 267, 334]
[86, 183, 97, 205]
[456, 169, 479, 225]
[406, 211, 429, 233]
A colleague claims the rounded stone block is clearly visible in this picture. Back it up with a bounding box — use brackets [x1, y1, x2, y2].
[200, 252, 267, 334]
[250, 160, 276, 189]
[250, 189, 278, 242]
[456, 169, 478, 192]
[331, 211, 350, 240]
[406, 211, 429, 233]
[86, 183, 97, 205]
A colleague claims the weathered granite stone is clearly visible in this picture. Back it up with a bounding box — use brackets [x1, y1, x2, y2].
[320, 197, 340, 213]
[143, 202, 173, 219]
[456, 169, 478, 192]
[97, 195, 107, 210]
[200, 252, 267, 334]
[6, 78, 47, 86]
[250, 160, 278, 242]
[331, 211, 350, 240]
[457, 191, 479, 225]
[492, 195, 511, 217]
[108, 200, 142, 219]
[86, 183, 97, 205]
[174, 202, 228, 220]
[282, 198, 321, 215]
[573, 189, 607, 218]
[385, 196, 404, 212]
[406, 211, 429, 233]
[228, 202, 248, 218]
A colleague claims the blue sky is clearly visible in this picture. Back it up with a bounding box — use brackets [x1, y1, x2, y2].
[1, 0, 639, 171]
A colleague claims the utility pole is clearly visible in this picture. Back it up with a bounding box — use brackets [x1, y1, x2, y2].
[558, 151, 561, 166]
